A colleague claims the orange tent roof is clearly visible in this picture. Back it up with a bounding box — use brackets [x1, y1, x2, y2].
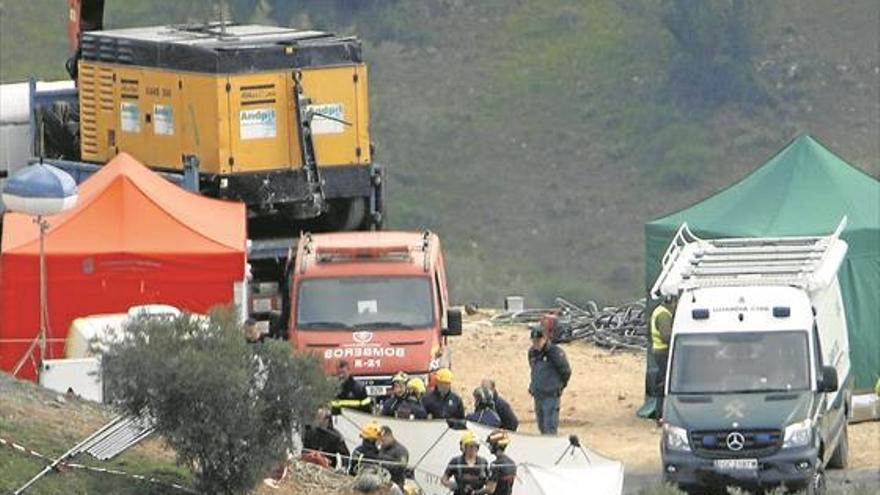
[2, 153, 246, 254]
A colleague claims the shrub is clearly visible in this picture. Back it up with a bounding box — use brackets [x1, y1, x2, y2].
[660, 0, 768, 107]
[101, 308, 336, 495]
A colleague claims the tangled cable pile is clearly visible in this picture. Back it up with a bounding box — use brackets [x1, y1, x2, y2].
[490, 298, 649, 352]
[278, 459, 385, 495]
[553, 298, 648, 351]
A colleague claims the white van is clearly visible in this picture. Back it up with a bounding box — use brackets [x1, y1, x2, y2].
[653, 219, 851, 495]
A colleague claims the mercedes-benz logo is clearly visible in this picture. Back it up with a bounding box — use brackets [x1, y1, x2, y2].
[726, 432, 745, 451]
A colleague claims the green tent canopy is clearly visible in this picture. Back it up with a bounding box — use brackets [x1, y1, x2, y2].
[645, 134, 880, 393]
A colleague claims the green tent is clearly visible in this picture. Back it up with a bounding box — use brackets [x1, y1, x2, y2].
[645, 134, 879, 395]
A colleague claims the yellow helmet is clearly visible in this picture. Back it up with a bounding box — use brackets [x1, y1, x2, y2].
[407, 377, 426, 396]
[435, 368, 454, 384]
[460, 430, 479, 450]
[360, 422, 381, 440]
[392, 371, 410, 384]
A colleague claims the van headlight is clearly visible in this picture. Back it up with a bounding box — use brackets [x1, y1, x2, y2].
[782, 419, 813, 449]
[663, 424, 691, 452]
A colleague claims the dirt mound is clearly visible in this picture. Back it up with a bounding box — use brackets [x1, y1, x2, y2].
[252, 460, 397, 495]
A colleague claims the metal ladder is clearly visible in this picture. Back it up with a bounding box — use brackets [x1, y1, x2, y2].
[650, 217, 848, 299]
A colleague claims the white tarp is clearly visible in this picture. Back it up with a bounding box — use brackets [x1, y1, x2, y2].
[335, 410, 624, 495]
[516, 464, 624, 495]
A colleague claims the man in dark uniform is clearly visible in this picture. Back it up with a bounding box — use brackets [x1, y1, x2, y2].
[486, 430, 517, 495]
[301, 408, 349, 468]
[466, 386, 502, 428]
[528, 325, 571, 435]
[481, 378, 519, 431]
[422, 368, 465, 420]
[376, 425, 409, 490]
[336, 359, 367, 400]
[441, 430, 490, 494]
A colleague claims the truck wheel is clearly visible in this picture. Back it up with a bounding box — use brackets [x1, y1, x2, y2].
[805, 467, 827, 495]
[827, 423, 849, 469]
[321, 197, 367, 231]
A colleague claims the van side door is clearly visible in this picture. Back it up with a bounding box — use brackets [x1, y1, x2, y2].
[813, 323, 845, 464]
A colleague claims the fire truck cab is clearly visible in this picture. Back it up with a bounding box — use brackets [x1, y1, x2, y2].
[289, 231, 461, 397]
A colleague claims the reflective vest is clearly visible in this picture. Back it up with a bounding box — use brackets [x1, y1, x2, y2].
[650, 305, 673, 351]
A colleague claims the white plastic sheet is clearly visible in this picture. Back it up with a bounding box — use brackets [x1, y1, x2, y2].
[335, 410, 624, 495]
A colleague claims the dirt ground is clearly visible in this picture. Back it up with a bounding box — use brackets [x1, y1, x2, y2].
[449, 315, 880, 473]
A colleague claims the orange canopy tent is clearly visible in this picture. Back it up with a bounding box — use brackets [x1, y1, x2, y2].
[0, 153, 246, 379]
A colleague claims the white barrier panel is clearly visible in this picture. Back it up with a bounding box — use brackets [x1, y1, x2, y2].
[517, 463, 624, 495]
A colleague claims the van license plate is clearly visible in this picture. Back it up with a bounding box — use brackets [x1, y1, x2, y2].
[366, 385, 388, 396]
[714, 459, 758, 471]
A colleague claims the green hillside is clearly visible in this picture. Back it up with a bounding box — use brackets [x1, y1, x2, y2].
[1, 0, 877, 305]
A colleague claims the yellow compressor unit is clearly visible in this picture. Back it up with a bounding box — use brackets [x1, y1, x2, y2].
[76, 23, 382, 230]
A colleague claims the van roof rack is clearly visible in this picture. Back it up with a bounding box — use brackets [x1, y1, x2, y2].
[650, 217, 849, 299]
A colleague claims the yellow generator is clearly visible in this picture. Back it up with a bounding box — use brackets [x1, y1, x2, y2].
[75, 23, 383, 231]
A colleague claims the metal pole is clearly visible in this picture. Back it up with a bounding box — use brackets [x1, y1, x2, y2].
[11, 216, 51, 377]
[39, 216, 49, 360]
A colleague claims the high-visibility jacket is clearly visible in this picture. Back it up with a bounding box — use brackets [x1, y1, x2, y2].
[651, 305, 673, 351]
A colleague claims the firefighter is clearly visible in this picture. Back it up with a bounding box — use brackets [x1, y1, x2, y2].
[441, 430, 490, 495]
[407, 376, 427, 400]
[348, 421, 381, 475]
[395, 377, 428, 419]
[485, 430, 516, 495]
[423, 368, 465, 420]
[650, 295, 676, 416]
[381, 371, 410, 417]
[528, 326, 571, 435]
[466, 386, 502, 428]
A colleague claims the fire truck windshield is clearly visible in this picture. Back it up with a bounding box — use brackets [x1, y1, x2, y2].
[296, 276, 434, 330]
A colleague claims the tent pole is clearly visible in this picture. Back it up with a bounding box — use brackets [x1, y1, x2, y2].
[10, 337, 39, 377]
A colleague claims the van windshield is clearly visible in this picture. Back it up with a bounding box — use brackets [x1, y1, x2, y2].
[296, 277, 434, 330]
[669, 331, 810, 394]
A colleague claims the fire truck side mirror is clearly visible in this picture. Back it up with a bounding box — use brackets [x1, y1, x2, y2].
[443, 309, 463, 336]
